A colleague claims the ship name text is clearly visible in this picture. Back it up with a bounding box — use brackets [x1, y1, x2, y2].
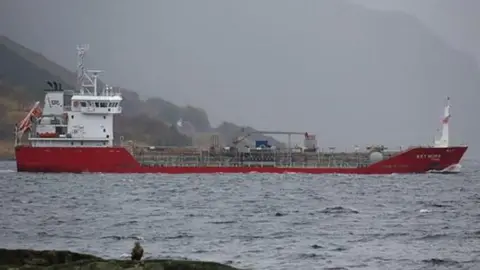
[416, 154, 441, 160]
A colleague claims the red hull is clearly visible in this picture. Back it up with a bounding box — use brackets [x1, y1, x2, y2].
[15, 145, 467, 174]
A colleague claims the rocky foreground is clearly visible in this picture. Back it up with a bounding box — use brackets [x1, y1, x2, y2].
[0, 248, 240, 270]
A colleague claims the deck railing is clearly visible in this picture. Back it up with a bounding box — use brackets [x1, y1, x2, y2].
[129, 146, 384, 168]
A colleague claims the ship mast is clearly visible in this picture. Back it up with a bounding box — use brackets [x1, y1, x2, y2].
[76, 44, 88, 94]
[76, 44, 103, 96]
[434, 96, 450, 148]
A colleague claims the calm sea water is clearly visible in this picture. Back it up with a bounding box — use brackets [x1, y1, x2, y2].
[0, 160, 479, 270]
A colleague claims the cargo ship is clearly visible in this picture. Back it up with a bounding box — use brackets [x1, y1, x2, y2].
[14, 45, 468, 174]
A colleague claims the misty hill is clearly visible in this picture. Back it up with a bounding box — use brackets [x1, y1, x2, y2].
[353, 0, 480, 64]
[115, 88, 284, 146]
[0, 35, 283, 157]
[116, 0, 476, 151]
[1, 0, 479, 155]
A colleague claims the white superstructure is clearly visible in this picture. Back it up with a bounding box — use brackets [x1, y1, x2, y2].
[15, 44, 123, 147]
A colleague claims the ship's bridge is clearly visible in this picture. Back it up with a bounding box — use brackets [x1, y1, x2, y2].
[70, 95, 122, 114]
[19, 44, 125, 148]
[65, 94, 122, 146]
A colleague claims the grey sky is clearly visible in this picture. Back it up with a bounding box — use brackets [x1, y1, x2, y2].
[0, 0, 478, 156]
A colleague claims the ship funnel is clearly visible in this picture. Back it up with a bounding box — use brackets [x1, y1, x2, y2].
[47, 81, 53, 89]
[53, 81, 58, 90]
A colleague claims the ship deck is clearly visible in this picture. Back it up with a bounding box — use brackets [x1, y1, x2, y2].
[128, 146, 400, 168]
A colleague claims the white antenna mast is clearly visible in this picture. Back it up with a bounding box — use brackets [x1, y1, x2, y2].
[76, 44, 103, 96]
[434, 96, 451, 148]
[76, 44, 89, 95]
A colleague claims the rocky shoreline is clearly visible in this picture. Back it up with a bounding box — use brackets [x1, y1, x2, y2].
[0, 248, 240, 270]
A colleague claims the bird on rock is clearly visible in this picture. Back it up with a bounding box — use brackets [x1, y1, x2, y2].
[131, 241, 144, 261]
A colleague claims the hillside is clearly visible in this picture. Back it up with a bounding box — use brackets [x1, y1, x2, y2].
[0, 39, 191, 154]
[0, 36, 283, 158]
[0, 81, 31, 158]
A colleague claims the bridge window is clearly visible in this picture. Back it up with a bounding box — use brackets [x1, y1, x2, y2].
[100, 102, 108, 108]
[80, 102, 87, 107]
[95, 102, 99, 107]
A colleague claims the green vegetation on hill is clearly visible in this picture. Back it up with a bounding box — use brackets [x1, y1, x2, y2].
[0, 35, 282, 158]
